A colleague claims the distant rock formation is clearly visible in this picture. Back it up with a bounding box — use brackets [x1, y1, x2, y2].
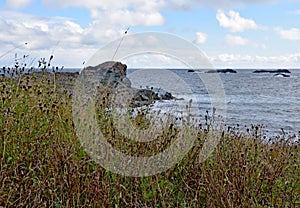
[274, 73, 290, 78]
[253, 69, 291, 74]
[187, 69, 195, 73]
[206, 69, 237, 73]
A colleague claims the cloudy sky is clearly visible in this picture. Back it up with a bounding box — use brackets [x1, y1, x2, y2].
[0, 0, 300, 68]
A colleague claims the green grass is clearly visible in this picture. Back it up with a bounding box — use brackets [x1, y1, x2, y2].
[0, 69, 299, 207]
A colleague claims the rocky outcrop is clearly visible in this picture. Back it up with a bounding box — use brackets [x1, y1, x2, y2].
[81, 61, 175, 107]
[16, 61, 176, 107]
[253, 69, 291, 73]
[206, 69, 237, 73]
[274, 73, 290, 78]
[82, 61, 131, 88]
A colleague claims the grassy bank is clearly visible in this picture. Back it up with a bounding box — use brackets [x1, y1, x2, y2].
[0, 71, 299, 207]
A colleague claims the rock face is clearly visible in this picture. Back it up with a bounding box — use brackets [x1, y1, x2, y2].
[253, 69, 291, 74]
[81, 61, 175, 107]
[82, 61, 131, 88]
[206, 69, 237, 73]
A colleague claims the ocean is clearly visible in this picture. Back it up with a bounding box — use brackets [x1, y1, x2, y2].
[126, 68, 300, 138]
[4, 67, 298, 138]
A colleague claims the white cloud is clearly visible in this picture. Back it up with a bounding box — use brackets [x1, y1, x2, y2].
[42, 0, 165, 11]
[0, 11, 126, 67]
[90, 10, 164, 26]
[225, 34, 250, 46]
[276, 28, 300, 40]
[254, 54, 300, 67]
[213, 53, 252, 63]
[195, 32, 208, 44]
[42, 0, 165, 26]
[211, 53, 300, 68]
[216, 10, 259, 32]
[0, 12, 88, 50]
[291, 9, 300, 15]
[170, 0, 277, 10]
[5, 0, 34, 8]
[0, 10, 173, 68]
[0, 11, 135, 47]
[123, 54, 187, 68]
[261, 44, 267, 50]
[0, 0, 167, 67]
[169, 0, 195, 10]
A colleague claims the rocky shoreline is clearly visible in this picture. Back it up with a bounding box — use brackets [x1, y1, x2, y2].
[11, 61, 176, 107]
[80, 61, 176, 107]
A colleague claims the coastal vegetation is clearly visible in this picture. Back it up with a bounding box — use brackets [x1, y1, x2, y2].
[0, 62, 299, 207]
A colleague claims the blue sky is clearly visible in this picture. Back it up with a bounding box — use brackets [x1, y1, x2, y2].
[0, 0, 299, 68]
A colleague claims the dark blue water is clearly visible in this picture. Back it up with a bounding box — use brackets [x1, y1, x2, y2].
[127, 68, 300, 138]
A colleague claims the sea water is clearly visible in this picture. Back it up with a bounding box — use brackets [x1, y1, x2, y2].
[127, 68, 300, 138]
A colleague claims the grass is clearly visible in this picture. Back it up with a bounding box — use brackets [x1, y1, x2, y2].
[0, 64, 299, 207]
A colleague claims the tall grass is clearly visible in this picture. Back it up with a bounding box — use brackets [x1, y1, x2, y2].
[0, 64, 299, 207]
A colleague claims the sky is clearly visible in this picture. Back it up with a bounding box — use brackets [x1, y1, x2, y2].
[0, 0, 300, 69]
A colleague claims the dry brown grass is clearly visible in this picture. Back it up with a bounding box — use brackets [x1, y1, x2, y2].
[0, 66, 299, 207]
